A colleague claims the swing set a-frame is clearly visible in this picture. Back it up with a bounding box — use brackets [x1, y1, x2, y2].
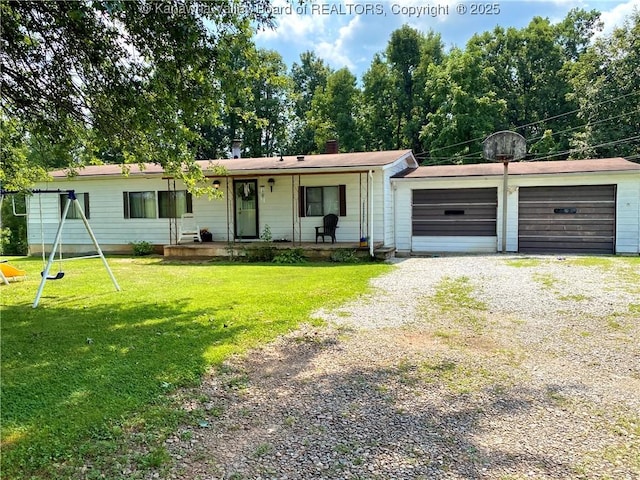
[0, 188, 121, 307]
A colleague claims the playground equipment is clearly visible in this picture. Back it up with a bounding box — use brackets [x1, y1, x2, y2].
[0, 188, 121, 307]
[0, 261, 27, 284]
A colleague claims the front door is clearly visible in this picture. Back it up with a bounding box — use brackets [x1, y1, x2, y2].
[234, 180, 258, 239]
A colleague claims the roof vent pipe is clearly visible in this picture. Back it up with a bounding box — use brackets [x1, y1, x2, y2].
[232, 139, 242, 159]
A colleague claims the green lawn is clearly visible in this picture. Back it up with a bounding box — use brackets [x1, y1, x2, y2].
[1, 256, 390, 479]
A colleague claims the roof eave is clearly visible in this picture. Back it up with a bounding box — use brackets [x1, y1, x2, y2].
[392, 168, 640, 181]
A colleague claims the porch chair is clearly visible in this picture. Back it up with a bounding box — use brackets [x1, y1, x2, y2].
[315, 214, 339, 244]
[178, 213, 202, 244]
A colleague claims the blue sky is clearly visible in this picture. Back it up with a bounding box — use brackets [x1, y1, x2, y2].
[254, 0, 639, 78]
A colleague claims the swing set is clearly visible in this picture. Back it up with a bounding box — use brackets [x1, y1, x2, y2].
[0, 188, 121, 307]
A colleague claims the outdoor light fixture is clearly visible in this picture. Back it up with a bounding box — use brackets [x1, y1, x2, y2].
[268, 178, 275, 192]
[212, 179, 221, 189]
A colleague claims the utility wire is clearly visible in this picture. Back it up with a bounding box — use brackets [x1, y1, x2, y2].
[527, 135, 640, 162]
[419, 107, 640, 163]
[417, 135, 640, 166]
[425, 90, 640, 155]
[526, 108, 640, 144]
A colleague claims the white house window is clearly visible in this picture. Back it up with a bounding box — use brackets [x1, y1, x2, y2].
[305, 186, 340, 216]
[299, 185, 346, 217]
[59, 193, 90, 219]
[158, 191, 193, 218]
[123, 191, 156, 219]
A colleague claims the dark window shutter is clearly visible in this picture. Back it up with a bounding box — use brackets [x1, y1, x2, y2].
[339, 185, 346, 216]
[83, 193, 90, 219]
[123, 192, 130, 219]
[186, 192, 193, 213]
[298, 186, 306, 217]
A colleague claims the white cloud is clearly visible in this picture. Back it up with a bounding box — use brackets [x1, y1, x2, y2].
[255, 0, 329, 42]
[315, 15, 362, 71]
[597, 0, 640, 37]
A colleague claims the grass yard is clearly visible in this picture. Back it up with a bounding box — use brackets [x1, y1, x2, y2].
[0, 256, 390, 479]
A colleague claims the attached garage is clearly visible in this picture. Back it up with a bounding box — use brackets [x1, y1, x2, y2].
[518, 185, 616, 254]
[392, 158, 640, 255]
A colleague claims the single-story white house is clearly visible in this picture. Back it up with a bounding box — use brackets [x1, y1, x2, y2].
[27, 151, 640, 256]
[28, 150, 417, 256]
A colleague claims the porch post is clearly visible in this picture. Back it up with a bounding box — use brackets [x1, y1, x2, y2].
[291, 175, 296, 246]
[369, 170, 374, 257]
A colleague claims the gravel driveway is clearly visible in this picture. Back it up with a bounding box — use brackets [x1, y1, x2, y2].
[161, 255, 640, 480]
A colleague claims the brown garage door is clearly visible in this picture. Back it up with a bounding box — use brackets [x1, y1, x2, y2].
[518, 185, 616, 254]
[412, 188, 497, 236]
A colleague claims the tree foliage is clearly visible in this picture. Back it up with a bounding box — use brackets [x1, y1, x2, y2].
[307, 68, 362, 152]
[567, 8, 640, 159]
[1, 0, 275, 191]
[2, 3, 638, 197]
[421, 46, 506, 163]
[288, 51, 332, 155]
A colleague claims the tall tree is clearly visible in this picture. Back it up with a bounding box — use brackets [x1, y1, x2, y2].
[288, 51, 332, 155]
[307, 68, 363, 153]
[241, 49, 292, 158]
[0, 0, 275, 191]
[386, 25, 423, 150]
[421, 46, 506, 162]
[567, 9, 640, 159]
[462, 11, 602, 159]
[556, 7, 603, 61]
[361, 54, 395, 151]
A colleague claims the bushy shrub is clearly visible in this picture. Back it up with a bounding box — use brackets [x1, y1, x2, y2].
[245, 225, 276, 262]
[330, 249, 360, 263]
[273, 248, 306, 264]
[0, 197, 28, 255]
[130, 240, 154, 256]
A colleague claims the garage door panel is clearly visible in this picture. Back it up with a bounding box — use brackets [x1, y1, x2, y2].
[519, 224, 614, 234]
[413, 205, 498, 217]
[518, 206, 615, 216]
[413, 188, 497, 203]
[518, 218, 615, 227]
[518, 185, 615, 254]
[519, 239, 614, 254]
[413, 221, 496, 236]
[519, 185, 614, 200]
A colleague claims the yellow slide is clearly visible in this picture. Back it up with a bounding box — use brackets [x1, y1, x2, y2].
[0, 262, 27, 281]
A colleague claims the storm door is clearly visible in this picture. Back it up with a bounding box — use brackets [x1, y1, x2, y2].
[234, 180, 258, 239]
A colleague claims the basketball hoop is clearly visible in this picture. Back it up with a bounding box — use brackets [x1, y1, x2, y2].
[482, 131, 527, 163]
[482, 131, 527, 253]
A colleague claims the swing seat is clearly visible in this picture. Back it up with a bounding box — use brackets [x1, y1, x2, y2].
[41, 271, 65, 280]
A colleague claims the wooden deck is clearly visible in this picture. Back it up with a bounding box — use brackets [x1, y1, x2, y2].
[163, 241, 393, 260]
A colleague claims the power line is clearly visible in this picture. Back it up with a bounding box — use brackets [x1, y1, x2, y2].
[425, 90, 640, 155]
[417, 135, 640, 166]
[526, 108, 640, 145]
[528, 135, 640, 162]
[419, 107, 640, 163]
